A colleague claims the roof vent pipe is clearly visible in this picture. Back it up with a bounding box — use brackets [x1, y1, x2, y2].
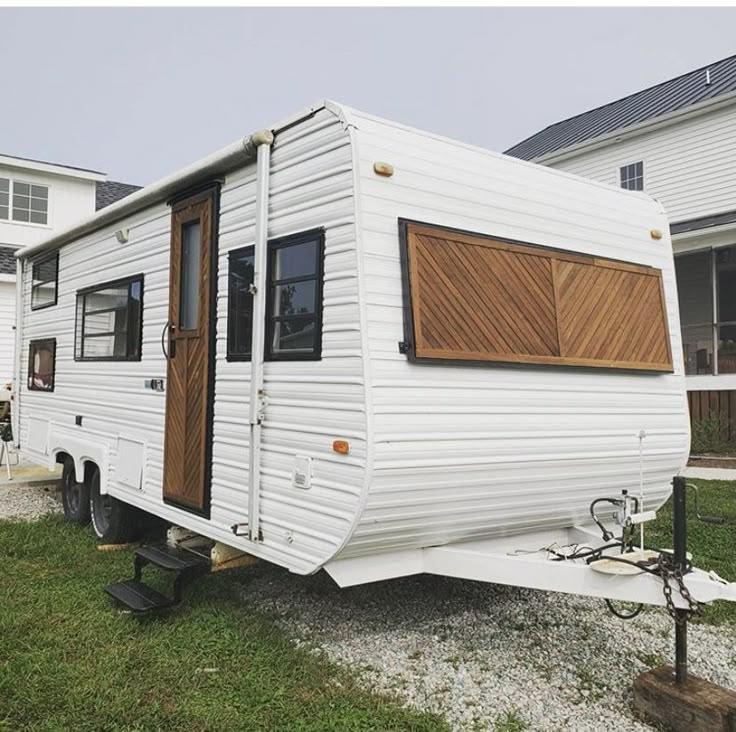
[705, 69, 712, 86]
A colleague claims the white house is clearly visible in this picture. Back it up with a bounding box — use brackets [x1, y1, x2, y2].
[0, 153, 139, 385]
[506, 53, 736, 436]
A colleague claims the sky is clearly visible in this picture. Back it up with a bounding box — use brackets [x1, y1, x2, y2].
[2, 7, 736, 185]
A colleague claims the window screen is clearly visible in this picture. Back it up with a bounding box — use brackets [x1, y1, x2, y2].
[31, 251, 58, 310]
[75, 275, 143, 361]
[265, 230, 324, 360]
[0, 178, 9, 220]
[400, 221, 673, 372]
[13, 181, 49, 224]
[28, 338, 56, 392]
[227, 246, 255, 360]
[620, 162, 644, 191]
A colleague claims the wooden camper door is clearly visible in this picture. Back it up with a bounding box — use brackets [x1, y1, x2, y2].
[162, 189, 217, 515]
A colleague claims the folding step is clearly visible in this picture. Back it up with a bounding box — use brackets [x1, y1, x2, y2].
[135, 544, 210, 572]
[105, 542, 212, 613]
[105, 579, 174, 613]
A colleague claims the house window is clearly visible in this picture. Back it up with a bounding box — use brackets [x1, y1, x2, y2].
[265, 229, 324, 360]
[31, 251, 58, 310]
[75, 275, 143, 361]
[13, 181, 49, 224]
[227, 246, 255, 360]
[28, 338, 56, 392]
[620, 161, 644, 191]
[676, 245, 736, 375]
[0, 178, 9, 220]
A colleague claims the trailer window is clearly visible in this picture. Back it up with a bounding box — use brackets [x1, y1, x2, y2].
[31, 251, 58, 310]
[28, 338, 56, 392]
[265, 229, 324, 361]
[75, 275, 143, 361]
[227, 246, 255, 360]
[399, 220, 673, 372]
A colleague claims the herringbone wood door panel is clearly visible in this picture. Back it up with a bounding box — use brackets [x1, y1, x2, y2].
[163, 193, 215, 513]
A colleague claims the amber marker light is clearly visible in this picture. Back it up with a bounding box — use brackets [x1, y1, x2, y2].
[333, 439, 351, 455]
[373, 162, 394, 177]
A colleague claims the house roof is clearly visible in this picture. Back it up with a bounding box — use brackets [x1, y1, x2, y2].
[0, 152, 106, 180]
[96, 180, 142, 210]
[0, 246, 16, 275]
[505, 53, 736, 161]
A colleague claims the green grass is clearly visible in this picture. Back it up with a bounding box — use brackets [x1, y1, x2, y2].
[493, 708, 529, 732]
[0, 515, 447, 732]
[646, 479, 736, 626]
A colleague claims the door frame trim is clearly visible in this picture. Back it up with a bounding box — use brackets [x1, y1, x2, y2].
[163, 182, 221, 519]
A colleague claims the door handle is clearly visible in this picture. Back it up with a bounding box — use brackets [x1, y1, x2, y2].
[161, 321, 176, 360]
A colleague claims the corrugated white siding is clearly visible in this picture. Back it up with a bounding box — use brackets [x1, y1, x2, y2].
[546, 104, 736, 223]
[337, 108, 690, 560]
[212, 108, 365, 573]
[0, 281, 15, 385]
[18, 201, 172, 484]
[18, 106, 364, 575]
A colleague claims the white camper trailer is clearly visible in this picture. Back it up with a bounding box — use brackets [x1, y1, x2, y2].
[12, 101, 736, 616]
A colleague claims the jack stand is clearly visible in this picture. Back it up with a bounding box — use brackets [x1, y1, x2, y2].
[633, 477, 736, 731]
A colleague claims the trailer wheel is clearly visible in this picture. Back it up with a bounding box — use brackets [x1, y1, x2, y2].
[61, 457, 90, 525]
[89, 466, 141, 544]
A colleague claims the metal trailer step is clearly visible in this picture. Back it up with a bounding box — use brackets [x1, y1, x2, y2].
[134, 544, 210, 572]
[105, 579, 174, 612]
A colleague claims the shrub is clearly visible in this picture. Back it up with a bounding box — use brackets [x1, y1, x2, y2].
[691, 414, 734, 455]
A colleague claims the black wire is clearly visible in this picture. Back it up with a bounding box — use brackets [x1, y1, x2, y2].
[548, 541, 624, 562]
[605, 598, 644, 620]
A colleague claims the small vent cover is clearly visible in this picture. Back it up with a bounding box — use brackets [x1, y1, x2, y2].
[292, 455, 313, 490]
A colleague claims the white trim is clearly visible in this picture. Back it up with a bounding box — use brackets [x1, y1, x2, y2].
[686, 374, 736, 390]
[0, 154, 106, 182]
[0, 274, 15, 283]
[672, 226, 736, 254]
[530, 90, 736, 166]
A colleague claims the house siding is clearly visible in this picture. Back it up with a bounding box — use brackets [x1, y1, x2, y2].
[546, 102, 736, 224]
[0, 281, 15, 385]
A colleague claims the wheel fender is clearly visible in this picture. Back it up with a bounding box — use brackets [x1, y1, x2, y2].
[82, 458, 109, 494]
[46, 424, 110, 494]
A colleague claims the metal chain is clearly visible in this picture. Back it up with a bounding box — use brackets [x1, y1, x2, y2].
[658, 553, 700, 624]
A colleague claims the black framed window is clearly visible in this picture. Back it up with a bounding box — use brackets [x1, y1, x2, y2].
[75, 275, 143, 361]
[227, 246, 255, 360]
[31, 251, 58, 310]
[265, 229, 324, 361]
[28, 338, 56, 392]
[620, 161, 644, 191]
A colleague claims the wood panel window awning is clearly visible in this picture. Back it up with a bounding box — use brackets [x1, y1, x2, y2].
[399, 221, 673, 372]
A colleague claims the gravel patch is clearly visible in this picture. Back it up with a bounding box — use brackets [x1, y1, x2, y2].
[0, 481, 62, 520]
[242, 567, 736, 731]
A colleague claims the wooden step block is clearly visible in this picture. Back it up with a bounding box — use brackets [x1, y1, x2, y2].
[633, 665, 736, 732]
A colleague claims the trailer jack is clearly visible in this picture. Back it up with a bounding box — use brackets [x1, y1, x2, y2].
[632, 477, 736, 732]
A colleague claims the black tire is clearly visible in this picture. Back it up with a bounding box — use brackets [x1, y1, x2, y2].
[61, 457, 90, 525]
[89, 466, 141, 544]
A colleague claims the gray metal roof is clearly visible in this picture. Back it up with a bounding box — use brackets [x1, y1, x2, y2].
[0, 246, 16, 275]
[670, 209, 736, 236]
[0, 152, 105, 176]
[505, 53, 736, 161]
[96, 180, 142, 210]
